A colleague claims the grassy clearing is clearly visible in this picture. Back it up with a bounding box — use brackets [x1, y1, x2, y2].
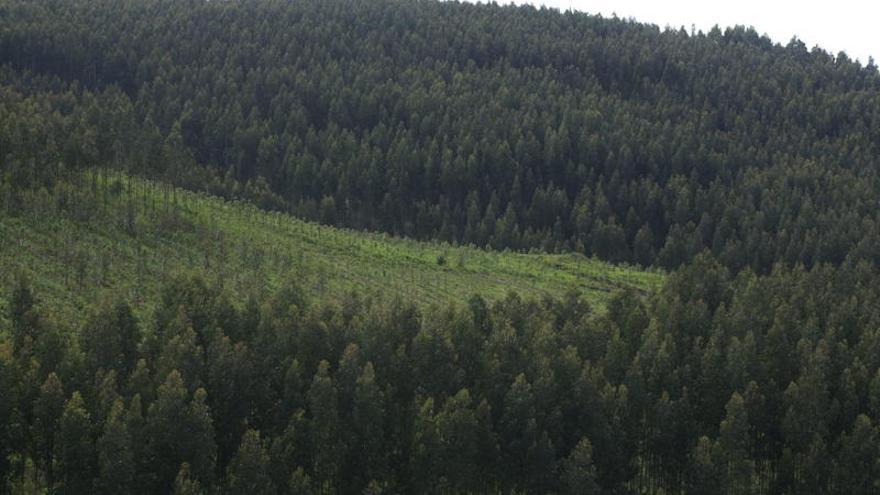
[0, 173, 663, 324]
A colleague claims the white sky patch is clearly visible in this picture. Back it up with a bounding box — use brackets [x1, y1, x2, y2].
[466, 0, 879, 65]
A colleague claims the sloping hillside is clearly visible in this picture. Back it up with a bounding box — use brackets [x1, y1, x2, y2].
[0, 173, 661, 325]
[3, 0, 879, 272]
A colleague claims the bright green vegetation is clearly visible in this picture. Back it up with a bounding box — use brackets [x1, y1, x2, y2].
[0, 174, 662, 324]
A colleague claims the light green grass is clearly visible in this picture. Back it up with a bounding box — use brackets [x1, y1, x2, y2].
[0, 174, 663, 325]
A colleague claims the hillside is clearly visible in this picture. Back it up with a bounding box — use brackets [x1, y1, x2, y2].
[5, 1, 880, 493]
[3, 0, 880, 272]
[6, 171, 880, 494]
[0, 173, 661, 326]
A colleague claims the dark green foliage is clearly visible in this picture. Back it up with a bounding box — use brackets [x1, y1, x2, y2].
[2, 0, 880, 274]
[10, 274, 39, 358]
[288, 467, 314, 495]
[172, 463, 204, 495]
[143, 372, 217, 494]
[207, 333, 259, 471]
[499, 373, 557, 492]
[3, 262, 880, 492]
[716, 392, 755, 492]
[433, 389, 485, 492]
[94, 399, 135, 495]
[836, 415, 880, 494]
[307, 360, 340, 492]
[80, 300, 140, 376]
[561, 437, 600, 495]
[226, 429, 275, 495]
[56, 391, 94, 493]
[350, 362, 387, 489]
[32, 372, 65, 488]
[4, 1, 880, 492]
[0, 360, 11, 491]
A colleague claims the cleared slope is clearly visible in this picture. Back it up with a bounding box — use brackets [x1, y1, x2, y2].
[0, 174, 662, 325]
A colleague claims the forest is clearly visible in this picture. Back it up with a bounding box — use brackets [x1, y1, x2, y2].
[4, 255, 880, 494]
[3, 0, 880, 493]
[3, 0, 880, 271]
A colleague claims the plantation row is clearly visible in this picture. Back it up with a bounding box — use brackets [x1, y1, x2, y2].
[0, 170, 660, 324]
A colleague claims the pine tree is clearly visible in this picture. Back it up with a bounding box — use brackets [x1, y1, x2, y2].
[288, 467, 315, 495]
[94, 398, 135, 495]
[32, 372, 65, 487]
[410, 397, 440, 493]
[837, 415, 880, 494]
[411, 323, 458, 400]
[499, 373, 557, 492]
[94, 369, 121, 426]
[268, 412, 309, 491]
[10, 274, 39, 358]
[280, 359, 305, 420]
[716, 392, 755, 493]
[435, 388, 479, 492]
[307, 360, 339, 491]
[688, 436, 720, 495]
[206, 333, 256, 471]
[56, 391, 94, 493]
[156, 323, 205, 393]
[80, 300, 141, 375]
[127, 358, 153, 403]
[561, 437, 600, 495]
[173, 463, 204, 495]
[144, 371, 217, 493]
[226, 429, 275, 495]
[352, 362, 386, 489]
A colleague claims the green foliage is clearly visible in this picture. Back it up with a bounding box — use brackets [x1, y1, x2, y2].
[307, 360, 340, 491]
[0, 173, 660, 324]
[0, 358, 12, 487]
[1, 260, 880, 492]
[32, 372, 65, 488]
[2, 0, 879, 273]
[562, 437, 600, 495]
[57, 391, 94, 493]
[288, 467, 314, 495]
[226, 429, 275, 495]
[80, 300, 140, 376]
[144, 371, 217, 493]
[350, 362, 387, 489]
[3, 1, 880, 493]
[172, 463, 204, 495]
[94, 399, 135, 495]
[10, 273, 38, 358]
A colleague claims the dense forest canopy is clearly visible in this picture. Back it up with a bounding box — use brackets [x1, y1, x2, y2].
[3, 0, 880, 271]
[5, 259, 880, 493]
[5, 0, 880, 494]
